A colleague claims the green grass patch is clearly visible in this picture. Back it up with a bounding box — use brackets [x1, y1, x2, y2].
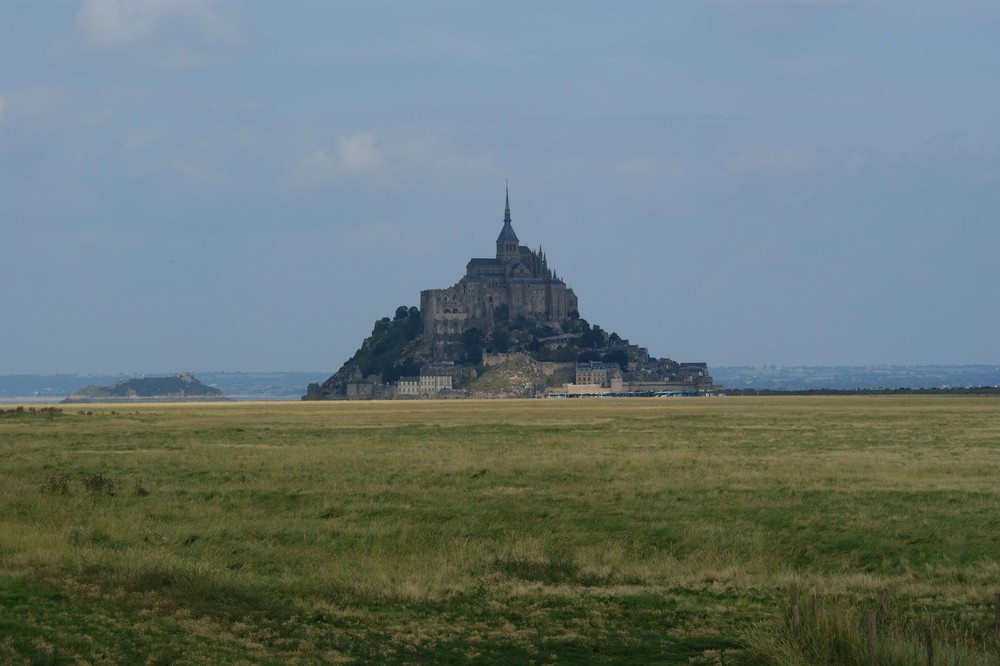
[1, 397, 999, 663]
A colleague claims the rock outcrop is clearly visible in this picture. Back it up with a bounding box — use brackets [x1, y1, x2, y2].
[64, 372, 224, 402]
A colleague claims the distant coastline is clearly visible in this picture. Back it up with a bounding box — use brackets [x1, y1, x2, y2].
[710, 364, 1000, 391]
[0, 372, 323, 403]
[60, 396, 233, 404]
[1, 395, 296, 405]
[1, 366, 997, 403]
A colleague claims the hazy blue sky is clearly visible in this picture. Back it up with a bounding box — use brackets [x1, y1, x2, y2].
[2, 1, 998, 374]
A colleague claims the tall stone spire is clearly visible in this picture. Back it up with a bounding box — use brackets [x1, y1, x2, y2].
[504, 182, 511, 225]
[496, 182, 519, 262]
[496, 183, 519, 244]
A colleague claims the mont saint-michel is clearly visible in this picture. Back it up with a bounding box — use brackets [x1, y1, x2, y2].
[421, 189, 578, 361]
[304, 190, 712, 400]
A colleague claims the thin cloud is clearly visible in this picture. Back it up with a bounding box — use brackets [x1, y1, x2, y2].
[712, 0, 859, 32]
[726, 146, 813, 173]
[395, 137, 498, 185]
[286, 132, 497, 189]
[338, 134, 381, 175]
[0, 86, 74, 130]
[119, 131, 161, 153]
[74, 0, 246, 68]
[344, 218, 425, 253]
[169, 157, 222, 183]
[288, 132, 385, 188]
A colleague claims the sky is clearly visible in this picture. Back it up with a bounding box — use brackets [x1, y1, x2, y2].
[2, 0, 998, 375]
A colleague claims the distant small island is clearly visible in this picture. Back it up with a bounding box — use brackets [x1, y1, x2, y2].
[63, 372, 225, 403]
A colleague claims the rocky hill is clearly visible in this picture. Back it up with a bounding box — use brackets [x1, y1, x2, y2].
[303, 300, 711, 400]
[64, 373, 224, 402]
[304, 194, 711, 400]
[469, 355, 549, 398]
[305, 307, 425, 400]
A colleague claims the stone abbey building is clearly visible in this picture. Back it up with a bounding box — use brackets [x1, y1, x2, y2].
[304, 187, 714, 400]
[420, 189, 578, 360]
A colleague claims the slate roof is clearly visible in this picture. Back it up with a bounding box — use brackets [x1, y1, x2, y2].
[496, 219, 519, 243]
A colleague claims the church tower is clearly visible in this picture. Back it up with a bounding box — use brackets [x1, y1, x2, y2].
[420, 186, 579, 359]
[496, 185, 520, 263]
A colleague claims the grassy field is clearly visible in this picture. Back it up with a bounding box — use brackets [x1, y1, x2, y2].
[1, 396, 999, 664]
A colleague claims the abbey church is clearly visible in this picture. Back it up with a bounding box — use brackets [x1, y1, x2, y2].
[420, 189, 578, 359]
[304, 187, 714, 400]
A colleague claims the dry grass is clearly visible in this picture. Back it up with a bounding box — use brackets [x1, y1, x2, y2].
[1, 396, 998, 663]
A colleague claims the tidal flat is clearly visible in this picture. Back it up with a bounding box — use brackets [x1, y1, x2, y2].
[2, 397, 999, 664]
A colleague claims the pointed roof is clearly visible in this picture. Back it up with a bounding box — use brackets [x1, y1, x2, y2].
[496, 183, 519, 243]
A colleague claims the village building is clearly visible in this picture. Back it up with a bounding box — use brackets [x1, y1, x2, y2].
[419, 372, 453, 395]
[345, 368, 392, 400]
[575, 361, 624, 390]
[396, 377, 420, 397]
[396, 368, 454, 398]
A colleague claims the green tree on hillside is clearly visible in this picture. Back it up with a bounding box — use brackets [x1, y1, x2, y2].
[460, 327, 484, 365]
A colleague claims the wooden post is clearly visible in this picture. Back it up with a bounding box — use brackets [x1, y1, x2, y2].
[810, 590, 818, 622]
[866, 610, 877, 664]
[879, 587, 890, 618]
[924, 626, 933, 666]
